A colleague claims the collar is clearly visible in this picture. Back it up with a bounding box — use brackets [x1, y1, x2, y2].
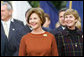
[11, 18, 14, 22]
[1, 17, 14, 23]
[62, 26, 65, 30]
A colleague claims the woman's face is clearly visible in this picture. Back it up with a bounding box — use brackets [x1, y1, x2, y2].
[65, 14, 77, 27]
[29, 13, 42, 30]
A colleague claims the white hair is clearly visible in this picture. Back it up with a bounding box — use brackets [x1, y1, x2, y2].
[1, 1, 13, 10]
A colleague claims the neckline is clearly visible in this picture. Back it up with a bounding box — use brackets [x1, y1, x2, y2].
[29, 31, 48, 38]
[30, 31, 47, 35]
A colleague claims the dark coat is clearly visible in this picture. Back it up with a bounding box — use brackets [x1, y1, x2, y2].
[52, 26, 65, 35]
[1, 19, 30, 56]
[55, 27, 83, 56]
[1, 23, 8, 56]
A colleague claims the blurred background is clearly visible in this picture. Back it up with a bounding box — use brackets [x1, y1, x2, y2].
[28, 1, 67, 10]
[2, 1, 83, 31]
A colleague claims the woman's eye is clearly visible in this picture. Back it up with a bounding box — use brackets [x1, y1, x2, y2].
[70, 16, 73, 18]
[34, 18, 37, 20]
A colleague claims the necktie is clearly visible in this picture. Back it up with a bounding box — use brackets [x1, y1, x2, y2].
[4, 22, 9, 38]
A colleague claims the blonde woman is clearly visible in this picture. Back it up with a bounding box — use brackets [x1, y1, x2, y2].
[56, 9, 83, 56]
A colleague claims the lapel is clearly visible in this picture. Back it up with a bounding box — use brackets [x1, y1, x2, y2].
[8, 21, 16, 40]
[57, 26, 63, 31]
[1, 23, 6, 37]
[59, 26, 63, 30]
[1, 23, 4, 34]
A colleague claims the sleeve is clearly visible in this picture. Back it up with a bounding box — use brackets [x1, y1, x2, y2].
[19, 37, 26, 56]
[51, 35, 59, 56]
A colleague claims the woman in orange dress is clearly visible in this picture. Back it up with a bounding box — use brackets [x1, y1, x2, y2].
[19, 8, 58, 56]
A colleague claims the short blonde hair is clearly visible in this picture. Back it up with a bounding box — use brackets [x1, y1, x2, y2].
[64, 9, 79, 20]
[27, 8, 45, 26]
[64, 9, 81, 30]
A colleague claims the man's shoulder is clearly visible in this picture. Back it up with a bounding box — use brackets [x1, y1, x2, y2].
[11, 19, 25, 29]
[13, 19, 23, 24]
[12, 19, 24, 26]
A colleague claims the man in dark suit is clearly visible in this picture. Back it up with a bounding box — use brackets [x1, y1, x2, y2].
[52, 8, 67, 55]
[1, 1, 29, 56]
[53, 8, 67, 35]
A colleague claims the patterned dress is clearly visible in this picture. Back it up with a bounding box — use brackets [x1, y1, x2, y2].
[55, 27, 83, 56]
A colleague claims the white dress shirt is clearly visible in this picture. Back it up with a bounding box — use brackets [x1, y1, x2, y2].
[62, 26, 65, 30]
[1, 18, 14, 38]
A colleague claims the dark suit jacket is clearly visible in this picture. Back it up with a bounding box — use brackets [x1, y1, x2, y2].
[52, 26, 65, 35]
[1, 19, 30, 56]
[1, 24, 8, 56]
[24, 24, 32, 33]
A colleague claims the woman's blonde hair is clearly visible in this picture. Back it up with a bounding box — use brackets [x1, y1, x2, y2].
[64, 9, 81, 30]
[75, 17, 81, 31]
[27, 8, 45, 26]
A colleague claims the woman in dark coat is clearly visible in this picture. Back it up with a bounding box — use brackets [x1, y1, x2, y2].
[55, 9, 83, 56]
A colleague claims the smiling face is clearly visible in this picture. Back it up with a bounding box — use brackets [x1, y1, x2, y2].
[65, 14, 77, 27]
[64, 9, 80, 30]
[29, 13, 42, 30]
[27, 8, 45, 28]
[1, 4, 12, 21]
